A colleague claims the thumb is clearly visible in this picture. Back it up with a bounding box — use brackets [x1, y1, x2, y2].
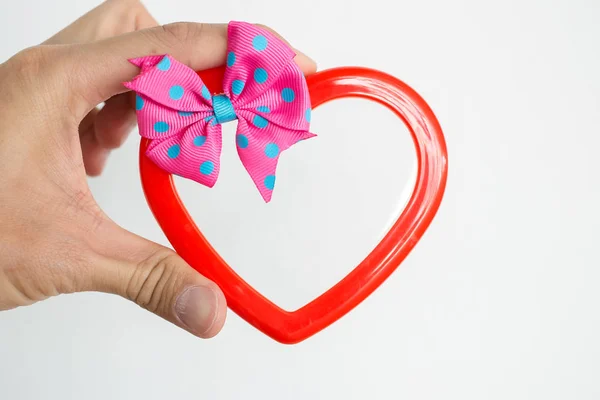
[84, 217, 227, 339]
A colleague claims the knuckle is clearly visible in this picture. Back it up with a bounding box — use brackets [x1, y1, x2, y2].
[157, 22, 205, 45]
[127, 250, 182, 314]
[8, 46, 55, 82]
[2, 45, 73, 112]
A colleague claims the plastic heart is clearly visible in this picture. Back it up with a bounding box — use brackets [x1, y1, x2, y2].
[139, 66, 448, 344]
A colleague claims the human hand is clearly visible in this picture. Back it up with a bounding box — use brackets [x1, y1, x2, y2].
[0, 0, 316, 338]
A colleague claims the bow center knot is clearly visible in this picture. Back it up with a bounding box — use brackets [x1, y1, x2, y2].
[212, 94, 237, 124]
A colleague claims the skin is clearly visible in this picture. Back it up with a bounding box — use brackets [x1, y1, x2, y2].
[0, 0, 316, 338]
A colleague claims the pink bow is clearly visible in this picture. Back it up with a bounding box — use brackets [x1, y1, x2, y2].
[123, 21, 315, 202]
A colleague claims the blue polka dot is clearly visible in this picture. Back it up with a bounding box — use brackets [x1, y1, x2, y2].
[135, 95, 144, 110]
[281, 88, 295, 102]
[252, 35, 268, 51]
[257, 106, 271, 113]
[193, 136, 206, 146]
[169, 85, 184, 100]
[178, 111, 194, 117]
[154, 121, 169, 133]
[253, 115, 268, 129]
[227, 51, 236, 67]
[265, 143, 279, 158]
[200, 161, 215, 175]
[157, 56, 171, 71]
[232, 80, 245, 95]
[236, 134, 249, 149]
[201, 85, 211, 101]
[305, 108, 311, 122]
[264, 175, 276, 190]
[167, 144, 180, 159]
[254, 68, 268, 84]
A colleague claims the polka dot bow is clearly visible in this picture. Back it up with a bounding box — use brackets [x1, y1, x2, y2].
[124, 21, 315, 202]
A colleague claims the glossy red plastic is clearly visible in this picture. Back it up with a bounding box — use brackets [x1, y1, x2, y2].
[139, 66, 448, 344]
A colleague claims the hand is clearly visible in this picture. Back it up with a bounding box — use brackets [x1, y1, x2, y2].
[0, 0, 316, 338]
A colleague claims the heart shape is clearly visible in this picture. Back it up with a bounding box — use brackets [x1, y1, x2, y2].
[139, 66, 448, 344]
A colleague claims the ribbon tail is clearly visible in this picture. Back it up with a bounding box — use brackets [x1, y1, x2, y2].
[128, 55, 167, 71]
[235, 117, 313, 202]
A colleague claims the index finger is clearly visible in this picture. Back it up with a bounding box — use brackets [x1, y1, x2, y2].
[66, 22, 317, 117]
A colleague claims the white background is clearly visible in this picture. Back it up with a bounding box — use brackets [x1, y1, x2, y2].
[1, 0, 600, 399]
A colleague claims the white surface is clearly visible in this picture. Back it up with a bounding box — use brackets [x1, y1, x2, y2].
[1, 0, 600, 399]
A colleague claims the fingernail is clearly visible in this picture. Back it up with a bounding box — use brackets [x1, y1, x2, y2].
[304, 53, 317, 66]
[296, 49, 316, 64]
[174, 285, 219, 337]
[292, 51, 317, 74]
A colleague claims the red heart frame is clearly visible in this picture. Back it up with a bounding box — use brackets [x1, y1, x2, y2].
[139, 66, 448, 344]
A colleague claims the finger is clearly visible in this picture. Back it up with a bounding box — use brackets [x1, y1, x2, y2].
[79, 107, 111, 176]
[82, 218, 227, 338]
[43, 0, 158, 45]
[65, 22, 316, 116]
[94, 93, 137, 149]
[79, 93, 137, 174]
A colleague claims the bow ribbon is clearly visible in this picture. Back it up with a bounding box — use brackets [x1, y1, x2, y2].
[124, 21, 315, 202]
